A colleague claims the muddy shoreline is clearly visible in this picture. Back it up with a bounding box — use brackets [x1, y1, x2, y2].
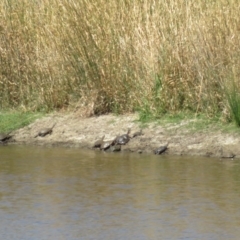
[10, 113, 240, 159]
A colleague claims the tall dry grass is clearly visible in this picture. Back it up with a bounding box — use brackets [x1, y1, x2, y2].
[0, 0, 240, 118]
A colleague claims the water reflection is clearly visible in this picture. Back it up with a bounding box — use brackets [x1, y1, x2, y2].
[0, 145, 240, 239]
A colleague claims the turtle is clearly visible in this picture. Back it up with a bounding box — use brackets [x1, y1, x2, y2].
[34, 123, 57, 138]
[220, 148, 235, 159]
[93, 135, 105, 148]
[132, 129, 143, 138]
[100, 136, 118, 151]
[154, 142, 169, 155]
[109, 144, 121, 152]
[115, 128, 131, 145]
[0, 132, 12, 143]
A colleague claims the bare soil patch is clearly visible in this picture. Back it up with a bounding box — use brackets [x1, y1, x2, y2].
[11, 113, 240, 158]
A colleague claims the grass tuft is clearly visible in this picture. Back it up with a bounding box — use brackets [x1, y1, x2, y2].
[225, 83, 240, 127]
[0, 111, 44, 132]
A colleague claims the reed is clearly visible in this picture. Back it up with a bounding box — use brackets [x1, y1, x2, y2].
[0, 0, 240, 120]
[225, 76, 240, 126]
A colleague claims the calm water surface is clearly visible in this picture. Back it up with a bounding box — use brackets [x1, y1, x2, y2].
[1, 145, 240, 240]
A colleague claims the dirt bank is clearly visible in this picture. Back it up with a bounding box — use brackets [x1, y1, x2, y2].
[10, 113, 240, 159]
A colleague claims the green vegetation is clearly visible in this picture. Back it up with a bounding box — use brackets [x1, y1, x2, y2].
[225, 83, 240, 127]
[0, 111, 44, 132]
[0, 0, 240, 122]
[138, 112, 240, 135]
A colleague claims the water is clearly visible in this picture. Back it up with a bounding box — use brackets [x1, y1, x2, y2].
[1, 145, 240, 240]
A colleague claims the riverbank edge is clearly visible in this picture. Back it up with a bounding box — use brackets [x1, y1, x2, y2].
[9, 113, 240, 159]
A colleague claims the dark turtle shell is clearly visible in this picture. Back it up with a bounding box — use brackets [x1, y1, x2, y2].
[93, 135, 105, 148]
[154, 142, 169, 155]
[115, 128, 131, 145]
[34, 123, 56, 138]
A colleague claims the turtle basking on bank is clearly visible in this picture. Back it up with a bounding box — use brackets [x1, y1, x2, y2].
[93, 135, 105, 148]
[109, 144, 121, 152]
[154, 142, 169, 155]
[132, 129, 143, 138]
[0, 132, 12, 143]
[115, 128, 131, 145]
[100, 136, 118, 151]
[34, 123, 57, 138]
